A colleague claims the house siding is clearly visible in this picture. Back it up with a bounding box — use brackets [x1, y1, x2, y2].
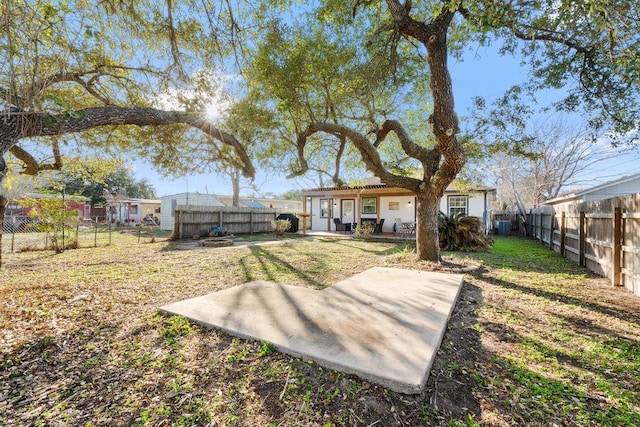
[159, 193, 225, 231]
[380, 196, 415, 233]
[303, 185, 495, 233]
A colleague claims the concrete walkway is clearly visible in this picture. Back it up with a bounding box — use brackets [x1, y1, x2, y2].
[159, 267, 463, 394]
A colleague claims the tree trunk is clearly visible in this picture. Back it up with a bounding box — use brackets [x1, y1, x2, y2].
[231, 170, 240, 207]
[415, 191, 441, 262]
[0, 194, 7, 268]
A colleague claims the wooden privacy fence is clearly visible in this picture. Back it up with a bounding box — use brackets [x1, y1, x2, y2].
[528, 194, 640, 296]
[172, 205, 282, 239]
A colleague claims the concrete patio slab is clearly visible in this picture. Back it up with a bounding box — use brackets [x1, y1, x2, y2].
[159, 267, 463, 394]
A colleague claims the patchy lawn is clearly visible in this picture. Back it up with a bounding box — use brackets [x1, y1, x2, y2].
[1, 236, 638, 426]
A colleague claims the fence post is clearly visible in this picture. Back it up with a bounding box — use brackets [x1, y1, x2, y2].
[94, 217, 98, 247]
[250, 210, 254, 235]
[11, 218, 15, 253]
[579, 211, 586, 267]
[177, 211, 183, 240]
[549, 212, 555, 250]
[612, 207, 622, 287]
[560, 211, 566, 257]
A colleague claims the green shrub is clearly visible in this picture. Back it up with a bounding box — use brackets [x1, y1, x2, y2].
[271, 219, 291, 235]
[22, 197, 79, 253]
[438, 212, 492, 252]
[353, 222, 375, 239]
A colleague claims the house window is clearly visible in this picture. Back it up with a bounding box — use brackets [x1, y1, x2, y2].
[320, 199, 332, 218]
[448, 196, 468, 216]
[362, 197, 377, 214]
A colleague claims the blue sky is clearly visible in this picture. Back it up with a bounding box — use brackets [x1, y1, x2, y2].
[132, 45, 639, 198]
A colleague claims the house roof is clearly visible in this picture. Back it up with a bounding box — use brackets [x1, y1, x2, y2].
[160, 192, 301, 205]
[117, 198, 160, 204]
[544, 172, 640, 205]
[241, 200, 267, 208]
[22, 192, 90, 202]
[302, 182, 496, 194]
[160, 192, 222, 200]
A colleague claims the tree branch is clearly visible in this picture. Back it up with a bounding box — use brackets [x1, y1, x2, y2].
[293, 122, 421, 191]
[0, 88, 26, 110]
[9, 144, 62, 175]
[31, 64, 162, 106]
[1, 106, 256, 179]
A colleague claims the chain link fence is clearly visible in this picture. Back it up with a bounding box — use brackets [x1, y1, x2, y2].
[1, 216, 170, 267]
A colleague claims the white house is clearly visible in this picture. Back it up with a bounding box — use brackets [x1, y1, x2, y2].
[302, 180, 496, 233]
[108, 198, 161, 225]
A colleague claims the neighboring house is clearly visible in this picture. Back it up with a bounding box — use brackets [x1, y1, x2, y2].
[5, 192, 91, 218]
[108, 198, 161, 225]
[3, 192, 91, 232]
[158, 193, 303, 231]
[302, 179, 496, 233]
[544, 172, 640, 209]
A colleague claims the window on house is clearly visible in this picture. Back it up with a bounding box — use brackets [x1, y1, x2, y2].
[362, 197, 377, 214]
[320, 199, 332, 218]
[448, 196, 468, 216]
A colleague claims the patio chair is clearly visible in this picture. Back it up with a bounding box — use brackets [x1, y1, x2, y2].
[395, 218, 415, 236]
[374, 218, 385, 234]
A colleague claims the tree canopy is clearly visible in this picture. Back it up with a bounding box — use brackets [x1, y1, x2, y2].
[59, 167, 157, 206]
[0, 0, 254, 182]
[1, 0, 638, 260]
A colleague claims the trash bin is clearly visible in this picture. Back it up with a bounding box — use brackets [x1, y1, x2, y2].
[496, 220, 512, 235]
[276, 213, 299, 233]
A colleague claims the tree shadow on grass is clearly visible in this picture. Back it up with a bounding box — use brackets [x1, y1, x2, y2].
[472, 270, 640, 326]
[238, 245, 327, 289]
[463, 236, 589, 275]
[465, 264, 640, 425]
[329, 238, 413, 256]
[474, 321, 640, 426]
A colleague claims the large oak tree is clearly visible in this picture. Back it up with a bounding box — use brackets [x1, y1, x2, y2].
[247, 0, 639, 260]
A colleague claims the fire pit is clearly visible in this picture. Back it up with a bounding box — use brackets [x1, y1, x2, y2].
[199, 238, 234, 248]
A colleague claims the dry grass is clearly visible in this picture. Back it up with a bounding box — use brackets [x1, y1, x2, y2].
[1, 235, 639, 426]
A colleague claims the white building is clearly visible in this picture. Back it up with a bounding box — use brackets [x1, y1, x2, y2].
[302, 181, 496, 233]
[159, 192, 303, 231]
[159, 193, 226, 231]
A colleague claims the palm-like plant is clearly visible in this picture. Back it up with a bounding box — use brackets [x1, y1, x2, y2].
[438, 212, 492, 252]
